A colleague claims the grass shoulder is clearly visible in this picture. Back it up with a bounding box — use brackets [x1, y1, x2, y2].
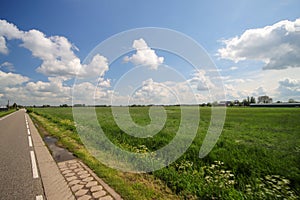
[29, 112, 179, 200]
[0, 109, 16, 118]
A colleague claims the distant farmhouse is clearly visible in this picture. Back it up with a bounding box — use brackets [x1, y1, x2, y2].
[251, 95, 300, 107]
[258, 96, 273, 104]
[0, 105, 8, 111]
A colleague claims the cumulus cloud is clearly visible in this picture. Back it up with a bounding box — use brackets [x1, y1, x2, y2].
[229, 66, 238, 71]
[0, 70, 29, 86]
[0, 19, 109, 80]
[0, 62, 15, 71]
[187, 70, 215, 91]
[0, 36, 8, 54]
[128, 70, 222, 105]
[277, 78, 300, 98]
[0, 19, 23, 39]
[124, 38, 164, 70]
[0, 73, 71, 105]
[0, 19, 112, 105]
[82, 54, 109, 78]
[0, 19, 23, 54]
[21, 29, 97, 79]
[218, 18, 300, 70]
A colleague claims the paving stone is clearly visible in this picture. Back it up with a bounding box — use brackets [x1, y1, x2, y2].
[67, 160, 78, 164]
[59, 167, 69, 171]
[82, 177, 94, 182]
[74, 168, 82, 172]
[58, 162, 66, 167]
[68, 179, 81, 186]
[99, 195, 113, 200]
[86, 181, 98, 188]
[62, 169, 72, 174]
[80, 181, 87, 185]
[65, 172, 76, 177]
[75, 189, 88, 197]
[79, 174, 90, 179]
[92, 190, 106, 198]
[77, 170, 88, 175]
[77, 195, 92, 200]
[91, 185, 103, 192]
[71, 184, 84, 192]
[69, 166, 78, 170]
[66, 176, 77, 182]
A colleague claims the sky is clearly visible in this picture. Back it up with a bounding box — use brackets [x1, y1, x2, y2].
[0, 0, 300, 106]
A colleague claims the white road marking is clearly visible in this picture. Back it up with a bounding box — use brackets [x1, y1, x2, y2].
[28, 136, 33, 147]
[27, 129, 31, 135]
[30, 151, 39, 178]
[26, 124, 29, 129]
[36, 195, 43, 200]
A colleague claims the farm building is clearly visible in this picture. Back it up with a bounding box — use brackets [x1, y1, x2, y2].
[0, 105, 8, 111]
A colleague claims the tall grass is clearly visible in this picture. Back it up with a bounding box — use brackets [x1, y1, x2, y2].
[29, 106, 300, 199]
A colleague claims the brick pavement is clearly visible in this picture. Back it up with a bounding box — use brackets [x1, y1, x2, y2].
[58, 159, 122, 200]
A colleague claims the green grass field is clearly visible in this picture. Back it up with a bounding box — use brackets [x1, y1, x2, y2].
[28, 106, 300, 199]
[0, 109, 16, 118]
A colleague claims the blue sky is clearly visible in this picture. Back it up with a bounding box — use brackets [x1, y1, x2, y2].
[0, 0, 300, 105]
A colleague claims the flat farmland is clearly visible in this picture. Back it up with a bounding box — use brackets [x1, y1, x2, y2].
[29, 107, 300, 199]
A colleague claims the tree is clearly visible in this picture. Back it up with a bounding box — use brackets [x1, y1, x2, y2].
[212, 101, 218, 106]
[242, 99, 249, 106]
[250, 96, 256, 104]
[288, 99, 295, 103]
[12, 102, 17, 109]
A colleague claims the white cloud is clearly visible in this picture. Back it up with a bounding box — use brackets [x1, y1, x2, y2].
[0, 20, 113, 105]
[0, 19, 23, 39]
[253, 86, 267, 96]
[0, 20, 23, 54]
[188, 70, 215, 91]
[124, 38, 164, 70]
[0, 75, 72, 105]
[0, 36, 8, 54]
[21, 29, 83, 78]
[97, 77, 111, 88]
[0, 70, 29, 86]
[277, 78, 300, 99]
[0, 20, 109, 80]
[82, 54, 109, 78]
[229, 66, 238, 71]
[218, 18, 300, 70]
[225, 78, 246, 84]
[131, 79, 175, 104]
[0, 62, 15, 71]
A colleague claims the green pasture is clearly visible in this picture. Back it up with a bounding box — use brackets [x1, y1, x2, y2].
[28, 106, 300, 199]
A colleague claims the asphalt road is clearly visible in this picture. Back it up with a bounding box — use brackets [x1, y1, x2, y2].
[0, 110, 44, 200]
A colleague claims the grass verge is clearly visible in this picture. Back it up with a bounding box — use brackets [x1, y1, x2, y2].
[29, 112, 179, 200]
[0, 109, 16, 118]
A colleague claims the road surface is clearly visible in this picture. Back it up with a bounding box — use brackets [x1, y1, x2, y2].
[0, 110, 44, 200]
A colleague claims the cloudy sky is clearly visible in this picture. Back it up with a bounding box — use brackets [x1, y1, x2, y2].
[0, 0, 300, 106]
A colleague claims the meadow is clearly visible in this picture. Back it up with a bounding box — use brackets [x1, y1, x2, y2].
[28, 106, 300, 199]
